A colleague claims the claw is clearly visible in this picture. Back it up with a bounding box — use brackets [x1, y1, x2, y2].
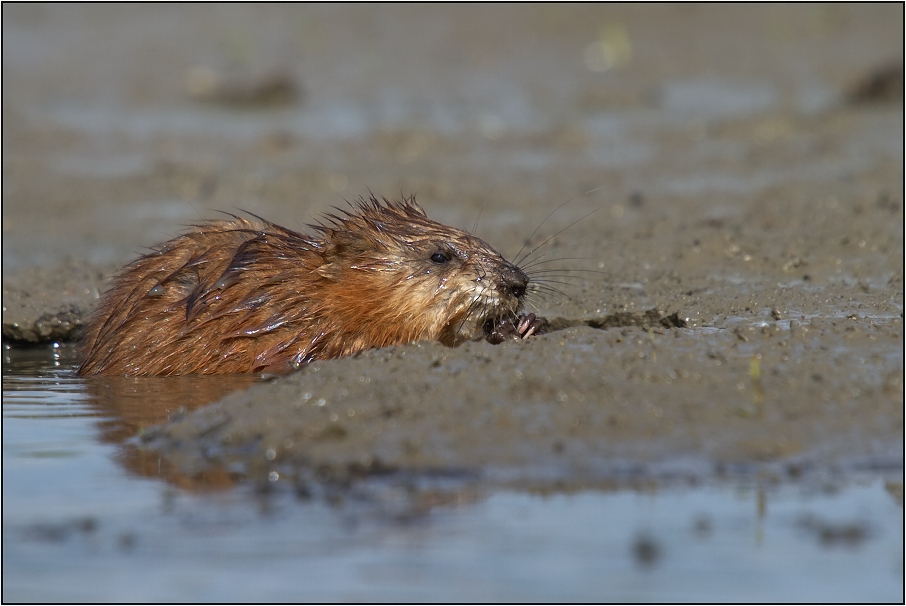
[485, 313, 545, 344]
[519, 313, 543, 338]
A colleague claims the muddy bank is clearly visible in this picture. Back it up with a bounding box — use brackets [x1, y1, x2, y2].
[1, 258, 112, 344]
[138, 314, 902, 489]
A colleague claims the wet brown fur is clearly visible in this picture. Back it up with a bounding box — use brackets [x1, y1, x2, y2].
[78, 196, 529, 376]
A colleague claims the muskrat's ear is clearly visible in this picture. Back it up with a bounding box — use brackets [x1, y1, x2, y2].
[317, 230, 372, 281]
[322, 230, 370, 258]
[317, 229, 375, 281]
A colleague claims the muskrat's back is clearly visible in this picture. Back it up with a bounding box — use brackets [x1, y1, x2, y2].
[79, 196, 534, 375]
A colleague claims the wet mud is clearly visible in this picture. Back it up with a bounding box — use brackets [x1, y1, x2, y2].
[2, 4, 903, 493]
[139, 314, 902, 490]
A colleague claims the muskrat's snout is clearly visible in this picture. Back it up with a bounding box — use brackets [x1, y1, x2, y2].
[481, 262, 542, 346]
[502, 265, 529, 299]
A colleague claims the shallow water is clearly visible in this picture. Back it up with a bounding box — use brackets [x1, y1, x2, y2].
[3, 346, 902, 602]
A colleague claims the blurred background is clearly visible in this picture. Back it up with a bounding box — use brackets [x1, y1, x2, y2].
[3, 4, 901, 269]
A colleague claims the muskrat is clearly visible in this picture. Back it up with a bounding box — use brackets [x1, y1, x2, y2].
[78, 195, 543, 376]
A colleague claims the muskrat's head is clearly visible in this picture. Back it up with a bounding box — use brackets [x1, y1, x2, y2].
[313, 195, 528, 347]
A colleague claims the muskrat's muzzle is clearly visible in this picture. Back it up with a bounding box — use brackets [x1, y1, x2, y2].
[501, 266, 529, 299]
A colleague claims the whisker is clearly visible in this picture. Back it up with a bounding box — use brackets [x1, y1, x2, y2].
[528, 277, 601, 288]
[522, 254, 591, 268]
[528, 277, 585, 288]
[515, 203, 606, 268]
[530, 287, 573, 299]
[471, 200, 487, 235]
[521, 255, 605, 271]
[530, 278, 574, 289]
[511, 202, 573, 266]
[527, 269, 613, 280]
[528, 279, 577, 288]
[511, 186, 603, 266]
[526, 269, 608, 277]
[529, 284, 569, 298]
[519, 243, 592, 268]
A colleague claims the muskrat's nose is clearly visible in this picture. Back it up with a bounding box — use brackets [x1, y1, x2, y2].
[503, 266, 529, 299]
[510, 282, 526, 298]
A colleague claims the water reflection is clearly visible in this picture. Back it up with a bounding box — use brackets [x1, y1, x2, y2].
[82, 375, 257, 443]
[85, 374, 259, 489]
[3, 344, 258, 489]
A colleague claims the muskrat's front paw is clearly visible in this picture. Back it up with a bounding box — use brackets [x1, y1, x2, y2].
[516, 313, 544, 338]
[485, 313, 545, 344]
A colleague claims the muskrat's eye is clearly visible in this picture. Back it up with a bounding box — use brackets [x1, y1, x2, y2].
[430, 252, 450, 264]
